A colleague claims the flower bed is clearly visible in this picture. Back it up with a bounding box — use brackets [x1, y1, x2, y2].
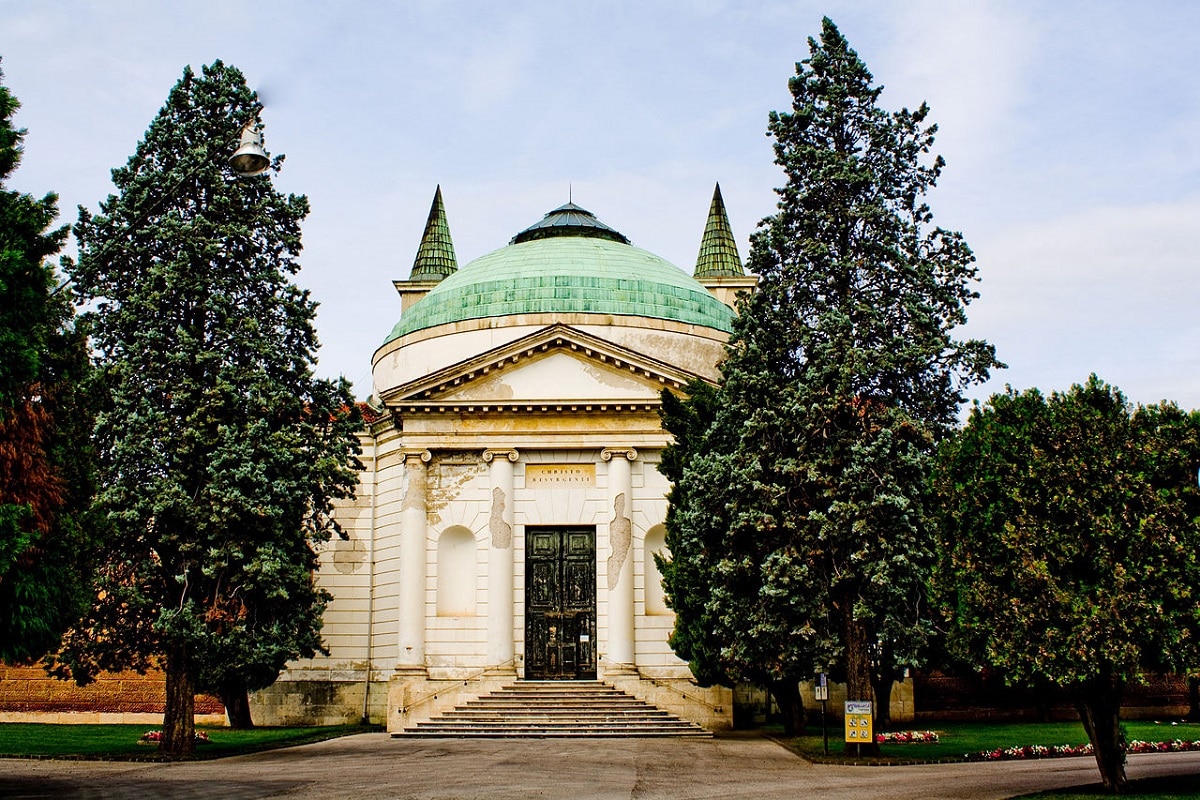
[137, 730, 211, 745]
[965, 739, 1200, 761]
[875, 730, 940, 744]
[1127, 739, 1200, 754]
[966, 743, 1092, 761]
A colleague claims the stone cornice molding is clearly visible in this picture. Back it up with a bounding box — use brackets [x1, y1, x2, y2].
[601, 447, 638, 462]
[482, 448, 519, 464]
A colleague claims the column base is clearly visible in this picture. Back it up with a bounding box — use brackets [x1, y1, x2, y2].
[392, 665, 429, 678]
[484, 664, 518, 678]
[601, 662, 639, 678]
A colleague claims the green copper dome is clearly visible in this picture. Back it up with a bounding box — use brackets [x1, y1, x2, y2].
[385, 205, 734, 342]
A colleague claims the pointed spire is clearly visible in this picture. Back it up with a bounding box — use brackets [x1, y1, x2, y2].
[693, 183, 744, 278]
[410, 185, 458, 281]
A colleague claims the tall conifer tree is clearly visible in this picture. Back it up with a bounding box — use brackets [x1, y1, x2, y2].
[57, 61, 361, 754]
[0, 62, 96, 663]
[660, 18, 998, 738]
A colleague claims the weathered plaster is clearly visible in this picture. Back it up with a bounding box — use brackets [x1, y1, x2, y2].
[607, 492, 631, 590]
[400, 453, 428, 512]
[489, 486, 512, 548]
[426, 456, 485, 528]
[331, 536, 366, 575]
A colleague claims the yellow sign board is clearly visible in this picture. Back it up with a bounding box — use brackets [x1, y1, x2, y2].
[844, 700, 873, 743]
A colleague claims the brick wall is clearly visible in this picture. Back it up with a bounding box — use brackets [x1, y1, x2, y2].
[0, 665, 223, 715]
[914, 669, 1189, 722]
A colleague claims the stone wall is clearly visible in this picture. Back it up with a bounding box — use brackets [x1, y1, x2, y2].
[606, 673, 733, 732]
[797, 677, 916, 725]
[251, 676, 389, 727]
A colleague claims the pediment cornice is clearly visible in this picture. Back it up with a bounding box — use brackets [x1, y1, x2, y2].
[378, 324, 709, 410]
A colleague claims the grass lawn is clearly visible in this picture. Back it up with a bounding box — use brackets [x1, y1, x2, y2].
[0, 723, 377, 760]
[781, 720, 1200, 798]
[1017, 773, 1200, 799]
[780, 719, 1200, 764]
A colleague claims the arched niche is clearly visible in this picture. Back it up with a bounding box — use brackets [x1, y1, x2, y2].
[644, 524, 670, 616]
[436, 526, 478, 616]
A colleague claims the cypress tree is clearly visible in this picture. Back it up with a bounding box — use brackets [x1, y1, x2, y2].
[0, 62, 97, 663]
[56, 61, 361, 754]
[660, 18, 998, 738]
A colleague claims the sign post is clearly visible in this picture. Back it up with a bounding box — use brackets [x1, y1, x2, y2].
[844, 700, 873, 756]
[814, 673, 829, 755]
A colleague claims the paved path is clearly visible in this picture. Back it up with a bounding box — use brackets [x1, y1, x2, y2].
[2, 733, 1199, 799]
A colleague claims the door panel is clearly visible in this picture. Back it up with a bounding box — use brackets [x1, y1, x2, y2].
[525, 527, 596, 680]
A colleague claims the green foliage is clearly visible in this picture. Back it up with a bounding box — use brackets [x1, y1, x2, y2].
[933, 375, 1200, 792]
[935, 376, 1200, 687]
[658, 18, 998, 716]
[53, 61, 361, 752]
[658, 380, 747, 687]
[0, 61, 97, 662]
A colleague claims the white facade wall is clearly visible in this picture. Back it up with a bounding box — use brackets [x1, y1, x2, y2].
[265, 323, 733, 728]
[290, 440, 690, 677]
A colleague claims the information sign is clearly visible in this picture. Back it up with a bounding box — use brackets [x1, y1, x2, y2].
[844, 700, 873, 743]
[814, 673, 828, 701]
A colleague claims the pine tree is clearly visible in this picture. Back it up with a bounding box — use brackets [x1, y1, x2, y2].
[0, 62, 97, 663]
[55, 61, 361, 754]
[660, 18, 998, 739]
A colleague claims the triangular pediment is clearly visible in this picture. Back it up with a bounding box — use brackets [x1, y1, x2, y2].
[380, 324, 707, 409]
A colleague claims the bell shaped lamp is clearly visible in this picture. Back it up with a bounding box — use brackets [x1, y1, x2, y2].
[229, 123, 270, 177]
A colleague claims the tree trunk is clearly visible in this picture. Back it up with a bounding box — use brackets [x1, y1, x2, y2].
[1075, 675, 1126, 794]
[769, 678, 806, 735]
[1033, 679, 1054, 723]
[1188, 676, 1200, 723]
[869, 672, 894, 731]
[219, 679, 254, 729]
[842, 607, 880, 755]
[162, 643, 197, 757]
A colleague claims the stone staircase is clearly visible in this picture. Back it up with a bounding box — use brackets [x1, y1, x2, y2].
[397, 680, 713, 738]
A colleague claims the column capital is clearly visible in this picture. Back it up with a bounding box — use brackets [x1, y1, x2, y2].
[482, 448, 519, 463]
[601, 447, 638, 462]
[401, 448, 432, 464]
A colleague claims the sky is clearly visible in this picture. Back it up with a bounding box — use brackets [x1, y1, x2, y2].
[3, 1, 1199, 410]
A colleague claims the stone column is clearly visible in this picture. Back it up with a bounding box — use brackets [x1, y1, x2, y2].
[602, 447, 637, 673]
[483, 448, 518, 670]
[397, 448, 431, 673]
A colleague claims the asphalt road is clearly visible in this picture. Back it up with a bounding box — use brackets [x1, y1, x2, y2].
[2, 733, 1199, 799]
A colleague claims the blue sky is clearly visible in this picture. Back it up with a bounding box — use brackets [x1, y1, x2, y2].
[4, 1, 1199, 409]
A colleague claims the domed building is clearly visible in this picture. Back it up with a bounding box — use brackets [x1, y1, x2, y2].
[254, 186, 755, 733]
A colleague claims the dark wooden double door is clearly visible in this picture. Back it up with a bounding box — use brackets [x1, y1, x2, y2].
[525, 527, 596, 680]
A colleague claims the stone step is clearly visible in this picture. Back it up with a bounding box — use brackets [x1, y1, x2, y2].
[395, 680, 713, 739]
[451, 705, 673, 713]
[411, 720, 703, 731]
[463, 698, 650, 707]
[438, 713, 678, 723]
[404, 728, 712, 738]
